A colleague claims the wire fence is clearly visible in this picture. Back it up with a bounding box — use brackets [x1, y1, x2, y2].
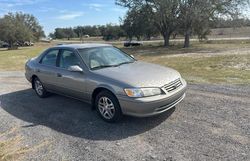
[208, 27, 250, 39]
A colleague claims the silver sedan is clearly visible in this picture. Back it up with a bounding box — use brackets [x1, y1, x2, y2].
[25, 44, 187, 122]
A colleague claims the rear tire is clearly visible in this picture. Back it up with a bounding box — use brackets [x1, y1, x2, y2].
[95, 90, 122, 122]
[33, 77, 49, 98]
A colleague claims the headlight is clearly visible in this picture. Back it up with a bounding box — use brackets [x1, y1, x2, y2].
[124, 88, 162, 98]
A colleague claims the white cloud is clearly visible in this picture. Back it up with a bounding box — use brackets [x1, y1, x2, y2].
[92, 7, 101, 12]
[56, 12, 84, 20]
[89, 3, 103, 8]
[82, 3, 104, 12]
[0, 0, 47, 8]
[37, 7, 55, 13]
[0, 2, 14, 7]
[0, 0, 48, 15]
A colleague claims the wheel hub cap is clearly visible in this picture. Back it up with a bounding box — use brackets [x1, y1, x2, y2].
[98, 97, 115, 119]
[35, 80, 43, 95]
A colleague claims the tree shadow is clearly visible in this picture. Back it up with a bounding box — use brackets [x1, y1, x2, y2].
[0, 48, 26, 52]
[0, 89, 175, 141]
[0, 48, 8, 52]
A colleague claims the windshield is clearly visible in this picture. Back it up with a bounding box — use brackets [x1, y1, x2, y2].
[77, 47, 135, 70]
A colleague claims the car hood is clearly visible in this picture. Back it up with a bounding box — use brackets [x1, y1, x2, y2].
[93, 61, 181, 87]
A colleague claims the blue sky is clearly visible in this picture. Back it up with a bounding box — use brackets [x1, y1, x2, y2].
[0, 0, 127, 35]
[1, 0, 249, 36]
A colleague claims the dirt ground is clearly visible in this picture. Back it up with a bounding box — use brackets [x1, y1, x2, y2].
[0, 71, 249, 161]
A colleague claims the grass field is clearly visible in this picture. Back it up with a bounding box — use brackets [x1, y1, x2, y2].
[0, 40, 249, 84]
[209, 27, 250, 38]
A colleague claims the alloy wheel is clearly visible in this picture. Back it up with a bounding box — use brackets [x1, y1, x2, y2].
[35, 79, 44, 96]
[98, 97, 115, 119]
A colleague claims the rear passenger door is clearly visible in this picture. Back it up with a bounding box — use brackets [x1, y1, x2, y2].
[55, 49, 88, 100]
[37, 49, 60, 91]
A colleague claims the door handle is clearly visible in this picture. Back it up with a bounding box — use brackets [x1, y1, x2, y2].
[57, 73, 62, 77]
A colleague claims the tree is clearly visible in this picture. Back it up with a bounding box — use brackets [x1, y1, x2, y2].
[64, 28, 76, 40]
[54, 28, 76, 40]
[102, 24, 125, 41]
[54, 28, 66, 39]
[0, 12, 44, 49]
[48, 32, 55, 39]
[178, 0, 205, 48]
[117, 0, 250, 48]
[73, 26, 85, 41]
[150, 0, 180, 47]
[121, 5, 158, 40]
[117, 0, 180, 47]
[18, 13, 45, 41]
[179, 0, 250, 48]
[210, 18, 250, 28]
[54, 25, 124, 40]
[121, 10, 136, 41]
[122, 8, 144, 40]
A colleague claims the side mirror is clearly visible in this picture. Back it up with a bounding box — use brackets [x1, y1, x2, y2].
[130, 55, 135, 59]
[68, 65, 83, 73]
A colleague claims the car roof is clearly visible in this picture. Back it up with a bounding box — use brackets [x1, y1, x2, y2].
[55, 43, 112, 49]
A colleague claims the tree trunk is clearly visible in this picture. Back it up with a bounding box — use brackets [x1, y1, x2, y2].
[163, 34, 170, 47]
[172, 33, 177, 39]
[8, 41, 18, 50]
[146, 33, 151, 40]
[129, 36, 132, 41]
[184, 30, 191, 48]
[136, 36, 141, 41]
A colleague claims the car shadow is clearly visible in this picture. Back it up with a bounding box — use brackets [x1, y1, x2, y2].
[0, 89, 175, 141]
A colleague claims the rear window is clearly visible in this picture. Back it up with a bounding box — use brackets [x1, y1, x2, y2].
[41, 49, 59, 66]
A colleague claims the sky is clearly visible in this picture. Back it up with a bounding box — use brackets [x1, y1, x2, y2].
[0, 0, 249, 36]
[0, 0, 127, 35]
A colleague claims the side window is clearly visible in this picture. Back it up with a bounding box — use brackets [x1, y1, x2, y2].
[59, 50, 81, 69]
[40, 49, 59, 66]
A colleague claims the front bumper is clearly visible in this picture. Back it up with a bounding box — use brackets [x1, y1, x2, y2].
[117, 80, 187, 117]
[25, 72, 32, 83]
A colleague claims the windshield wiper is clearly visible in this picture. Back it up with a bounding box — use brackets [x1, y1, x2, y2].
[92, 61, 135, 70]
[115, 61, 135, 67]
[91, 65, 116, 70]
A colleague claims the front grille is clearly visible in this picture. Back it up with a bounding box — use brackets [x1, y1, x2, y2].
[163, 78, 182, 93]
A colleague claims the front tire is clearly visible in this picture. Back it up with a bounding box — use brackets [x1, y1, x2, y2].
[95, 91, 122, 122]
[33, 77, 49, 98]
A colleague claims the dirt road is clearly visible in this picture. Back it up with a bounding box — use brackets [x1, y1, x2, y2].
[0, 71, 249, 161]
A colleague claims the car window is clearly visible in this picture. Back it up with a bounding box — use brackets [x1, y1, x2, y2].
[41, 49, 59, 66]
[77, 47, 135, 70]
[59, 50, 81, 69]
[103, 48, 129, 63]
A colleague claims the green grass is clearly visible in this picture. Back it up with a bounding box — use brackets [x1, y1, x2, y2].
[209, 26, 250, 38]
[122, 41, 250, 84]
[139, 54, 250, 84]
[0, 46, 47, 71]
[0, 41, 249, 84]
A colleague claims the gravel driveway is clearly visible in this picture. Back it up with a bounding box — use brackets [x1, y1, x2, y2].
[0, 71, 249, 161]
